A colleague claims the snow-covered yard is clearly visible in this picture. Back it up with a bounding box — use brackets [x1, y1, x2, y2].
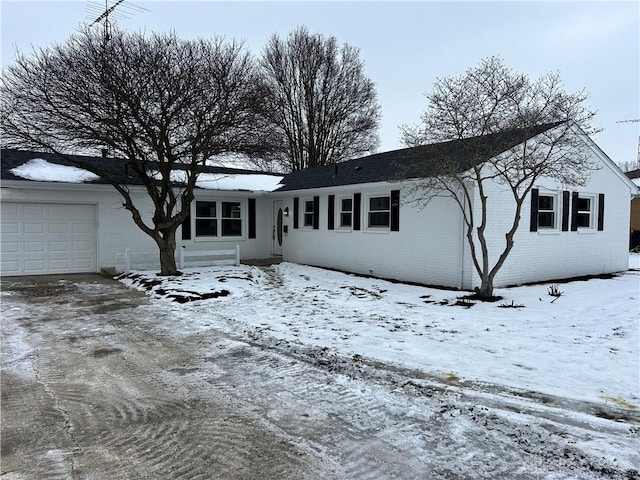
[120, 254, 640, 412]
[2, 255, 638, 478]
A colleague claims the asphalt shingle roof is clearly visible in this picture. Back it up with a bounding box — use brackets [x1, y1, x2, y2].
[0, 148, 275, 185]
[276, 122, 562, 192]
[1, 122, 561, 191]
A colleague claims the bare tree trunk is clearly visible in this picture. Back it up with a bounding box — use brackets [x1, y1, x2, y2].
[155, 227, 179, 276]
[475, 276, 495, 298]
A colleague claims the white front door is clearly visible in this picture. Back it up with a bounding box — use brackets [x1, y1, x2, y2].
[272, 201, 283, 256]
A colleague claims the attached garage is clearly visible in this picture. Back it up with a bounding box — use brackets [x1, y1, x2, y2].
[1, 202, 97, 276]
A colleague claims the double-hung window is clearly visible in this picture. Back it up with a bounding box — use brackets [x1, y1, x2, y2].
[537, 194, 556, 229]
[303, 199, 314, 228]
[368, 195, 390, 228]
[339, 197, 353, 228]
[194, 200, 243, 238]
[195, 201, 217, 236]
[221, 202, 242, 236]
[576, 196, 593, 229]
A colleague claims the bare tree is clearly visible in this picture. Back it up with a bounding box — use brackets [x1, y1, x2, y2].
[259, 26, 381, 172]
[1, 27, 267, 275]
[617, 159, 639, 173]
[401, 56, 598, 298]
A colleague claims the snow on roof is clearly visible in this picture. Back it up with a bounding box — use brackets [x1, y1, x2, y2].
[196, 172, 283, 192]
[6, 157, 282, 192]
[9, 158, 99, 183]
[148, 169, 284, 192]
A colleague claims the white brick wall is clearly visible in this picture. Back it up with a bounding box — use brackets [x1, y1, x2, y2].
[467, 147, 633, 288]
[0, 183, 274, 272]
[275, 182, 465, 288]
[276, 145, 634, 291]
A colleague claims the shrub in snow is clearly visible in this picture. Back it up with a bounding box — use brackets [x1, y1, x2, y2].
[547, 285, 564, 303]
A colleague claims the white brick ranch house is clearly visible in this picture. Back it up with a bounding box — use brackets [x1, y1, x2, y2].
[1, 123, 636, 289]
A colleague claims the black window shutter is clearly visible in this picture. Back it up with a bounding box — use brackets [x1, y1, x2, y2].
[248, 198, 256, 239]
[181, 200, 191, 240]
[390, 189, 400, 232]
[293, 197, 299, 229]
[181, 215, 191, 240]
[353, 193, 361, 231]
[597, 193, 605, 231]
[313, 196, 320, 230]
[561, 191, 570, 232]
[571, 192, 579, 231]
[529, 188, 539, 232]
[327, 195, 335, 230]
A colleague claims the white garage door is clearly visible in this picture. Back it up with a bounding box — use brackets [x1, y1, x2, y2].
[1, 202, 97, 276]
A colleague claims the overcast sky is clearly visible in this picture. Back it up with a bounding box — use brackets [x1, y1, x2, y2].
[2, 1, 639, 166]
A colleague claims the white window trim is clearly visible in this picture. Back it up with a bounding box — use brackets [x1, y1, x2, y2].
[576, 193, 596, 231]
[192, 199, 245, 241]
[337, 195, 353, 231]
[365, 192, 391, 232]
[537, 192, 560, 232]
[302, 198, 315, 229]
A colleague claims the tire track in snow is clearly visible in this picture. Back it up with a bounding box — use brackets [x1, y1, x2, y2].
[3, 274, 638, 479]
[2, 278, 338, 480]
[203, 343, 434, 479]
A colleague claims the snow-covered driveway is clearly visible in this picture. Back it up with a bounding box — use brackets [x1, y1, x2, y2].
[1, 257, 638, 479]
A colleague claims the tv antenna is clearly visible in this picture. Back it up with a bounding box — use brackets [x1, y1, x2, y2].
[86, 0, 147, 39]
[85, 0, 146, 158]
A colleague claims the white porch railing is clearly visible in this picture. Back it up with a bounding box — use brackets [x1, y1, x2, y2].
[178, 245, 240, 269]
[119, 245, 240, 274]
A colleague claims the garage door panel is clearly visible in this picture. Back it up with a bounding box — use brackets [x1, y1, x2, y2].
[24, 242, 46, 252]
[49, 241, 70, 252]
[72, 258, 94, 269]
[24, 223, 45, 234]
[73, 223, 94, 234]
[23, 204, 47, 217]
[49, 204, 72, 216]
[49, 259, 72, 270]
[49, 223, 70, 234]
[24, 259, 46, 273]
[1, 260, 20, 274]
[1, 203, 97, 276]
[2, 222, 19, 234]
[72, 241, 93, 252]
[2, 241, 20, 253]
[3, 204, 19, 216]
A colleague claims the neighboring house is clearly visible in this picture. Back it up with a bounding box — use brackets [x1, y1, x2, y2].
[1, 123, 637, 289]
[625, 168, 640, 249]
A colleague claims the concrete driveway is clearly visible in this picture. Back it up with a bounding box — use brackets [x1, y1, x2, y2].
[1, 275, 340, 479]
